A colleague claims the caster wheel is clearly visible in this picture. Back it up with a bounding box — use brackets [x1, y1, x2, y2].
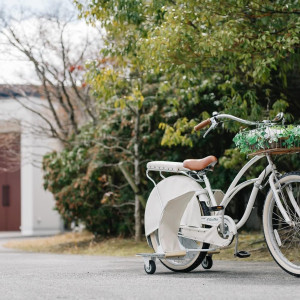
[144, 260, 156, 274]
[202, 256, 213, 270]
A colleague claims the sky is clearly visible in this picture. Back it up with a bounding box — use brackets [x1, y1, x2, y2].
[0, 0, 95, 85]
[0, 0, 75, 14]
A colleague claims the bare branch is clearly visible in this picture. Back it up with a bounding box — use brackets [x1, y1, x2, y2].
[102, 202, 135, 208]
[94, 141, 133, 156]
[0, 7, 101, 141]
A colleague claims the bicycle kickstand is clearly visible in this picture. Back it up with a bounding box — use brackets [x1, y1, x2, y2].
[234, 232, 251, 258]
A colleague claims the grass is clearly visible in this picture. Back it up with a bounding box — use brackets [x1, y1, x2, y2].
[214, 232, 272, 261]
[4, 232, 150, 256]
[4, 231, 273, 261]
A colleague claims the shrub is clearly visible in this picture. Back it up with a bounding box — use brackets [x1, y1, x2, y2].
[43, 143, 134, 236]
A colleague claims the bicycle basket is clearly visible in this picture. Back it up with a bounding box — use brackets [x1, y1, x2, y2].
[233, 125, 300, 156]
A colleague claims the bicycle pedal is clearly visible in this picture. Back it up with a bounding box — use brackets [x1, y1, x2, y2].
[234, 251, 251, 258]
[210, 205, 224, 212]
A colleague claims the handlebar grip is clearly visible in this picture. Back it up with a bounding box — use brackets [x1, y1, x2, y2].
[194, 118, 211, 131]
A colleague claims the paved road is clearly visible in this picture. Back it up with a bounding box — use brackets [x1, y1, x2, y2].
[0, 243, 299, 300]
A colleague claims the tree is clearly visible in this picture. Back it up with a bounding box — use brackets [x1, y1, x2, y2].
[74, 1, 237, 240]
[76, 0, 300, 144]
[74, 0, 300, 233]
[139, 0, 300, 118]
[75, 0, 171, 241]
[0, 6, 102, 143]
[42, 128, 136, 236]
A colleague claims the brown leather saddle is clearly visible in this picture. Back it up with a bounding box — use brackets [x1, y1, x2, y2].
[183, 155, 217, 171]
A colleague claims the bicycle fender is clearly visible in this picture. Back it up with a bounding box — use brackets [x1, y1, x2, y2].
[144, 175, 209, 236]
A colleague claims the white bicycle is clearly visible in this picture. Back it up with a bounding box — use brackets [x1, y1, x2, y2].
[138, 112, 300, 277]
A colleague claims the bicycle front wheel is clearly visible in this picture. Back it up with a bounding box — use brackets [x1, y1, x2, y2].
[263, 172, 300, 276]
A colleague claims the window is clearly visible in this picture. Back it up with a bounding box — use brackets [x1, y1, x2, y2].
[2, 185, 10, 207]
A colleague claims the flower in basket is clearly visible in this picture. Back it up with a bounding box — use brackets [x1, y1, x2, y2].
[233, 125, 300, 154]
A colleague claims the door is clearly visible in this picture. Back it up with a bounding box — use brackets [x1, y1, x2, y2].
[0, 133, 21, 231]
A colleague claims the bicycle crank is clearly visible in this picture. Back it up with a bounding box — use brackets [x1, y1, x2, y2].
[179, 215, 237, 247]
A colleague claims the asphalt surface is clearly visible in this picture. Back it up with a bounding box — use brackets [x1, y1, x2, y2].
[0, 239, 299, 299]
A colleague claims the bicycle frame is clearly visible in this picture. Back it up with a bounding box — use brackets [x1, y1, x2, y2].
[204, 153, 293, 230]
[140, 112, 300, 276]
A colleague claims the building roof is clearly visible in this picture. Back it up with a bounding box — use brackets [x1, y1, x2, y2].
[0, 85, 41, 99]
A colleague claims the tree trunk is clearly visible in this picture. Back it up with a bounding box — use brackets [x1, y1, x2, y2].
[118, 162, 146, 208]
[134, 110, 142, 242]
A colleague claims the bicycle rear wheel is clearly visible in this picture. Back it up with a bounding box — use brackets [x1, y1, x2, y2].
[263, 172, 300, 277]
[149, 202, 210, 272]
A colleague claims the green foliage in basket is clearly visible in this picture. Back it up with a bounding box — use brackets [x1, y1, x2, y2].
[233, 125, 300, 154]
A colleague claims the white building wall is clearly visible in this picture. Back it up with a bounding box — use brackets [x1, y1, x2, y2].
[20, 157, 34, 234]
[23, 161, 63, 235]
[0, 97, 63, 235]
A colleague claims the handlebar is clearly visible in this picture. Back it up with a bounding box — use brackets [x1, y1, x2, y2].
[194, 114, 257, 132]
[193, 112, 283, 138]
[214, 114, 258, 126]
